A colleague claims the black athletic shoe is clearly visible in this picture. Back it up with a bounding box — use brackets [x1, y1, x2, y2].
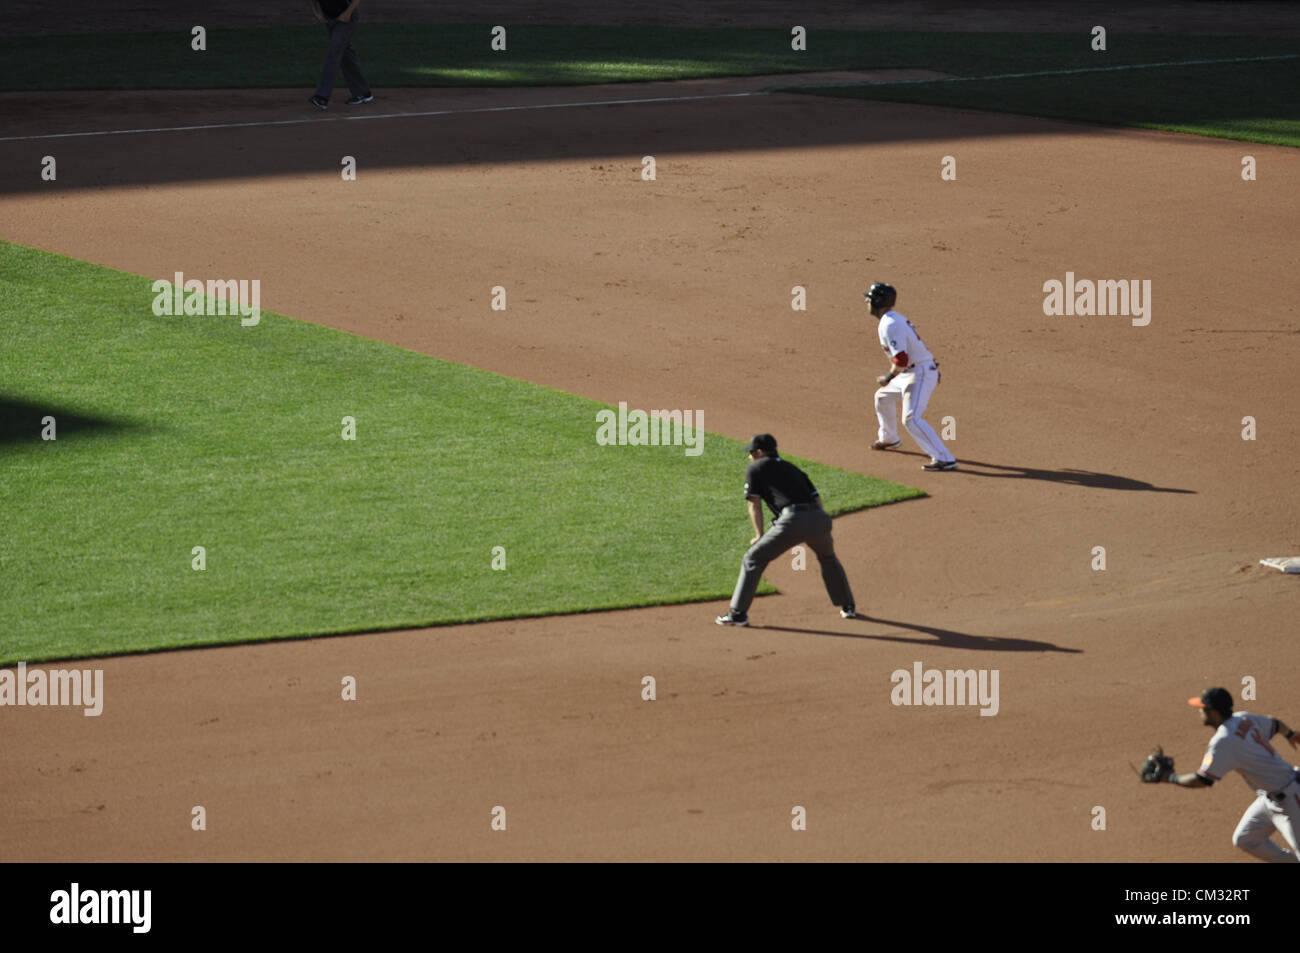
[310, 95, 329, 110]
[840, 606, 858, 619]
[346, 94, 374, 105]
[715, 610, 749, 627]
[922, 459, 958, 471]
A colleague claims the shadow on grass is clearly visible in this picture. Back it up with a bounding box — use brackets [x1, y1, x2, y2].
[0, 395, 133, 445]
[791, 56, 1300, 148]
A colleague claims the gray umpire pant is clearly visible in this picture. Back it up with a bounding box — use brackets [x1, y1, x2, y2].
[731, 503, 855, 614]
[315, 16, 371, 99]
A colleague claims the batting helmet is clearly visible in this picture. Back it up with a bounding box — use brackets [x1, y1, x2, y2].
[864, 282, 897, 309]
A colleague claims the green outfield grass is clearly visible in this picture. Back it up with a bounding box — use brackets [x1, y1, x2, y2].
[785, 56, 1300, 148]
[6, 25, 1298, 92]
[0, 241, 921, 665]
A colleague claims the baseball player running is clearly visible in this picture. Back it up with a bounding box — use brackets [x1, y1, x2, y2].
[864, 283, 957, 471]
[1142, 687, 1300, 862]
[715, 434, 856, 626]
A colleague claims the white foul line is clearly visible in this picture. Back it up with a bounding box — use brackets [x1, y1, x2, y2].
[4, 53, 1294, 144]
[777, 52, 1300, 89]
[0, 91, 758, 143]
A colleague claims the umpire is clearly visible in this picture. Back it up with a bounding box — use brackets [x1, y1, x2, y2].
[716, 434, 857, 626]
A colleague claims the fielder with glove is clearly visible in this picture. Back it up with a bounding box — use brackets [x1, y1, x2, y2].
[1140, 687, 1300, 862]
[1139, 748, 1175, 783]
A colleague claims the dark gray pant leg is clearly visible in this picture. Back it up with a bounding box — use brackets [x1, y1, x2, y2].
[316, 19, 369, 98]
[802, 511, 855, 608]
[731, 508, 853, 614]
[730, 513, 800, 614]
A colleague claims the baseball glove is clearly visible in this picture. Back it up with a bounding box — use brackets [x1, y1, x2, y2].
[1139, 747, 1175, 783]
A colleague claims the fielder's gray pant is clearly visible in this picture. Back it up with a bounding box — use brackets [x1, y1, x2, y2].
[730, 504, 855, 615]
[315, 16, 371, 99]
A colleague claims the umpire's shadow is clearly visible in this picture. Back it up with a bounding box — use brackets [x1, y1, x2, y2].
[761, 614, 1081, 654]
[0, 395, 135, 446]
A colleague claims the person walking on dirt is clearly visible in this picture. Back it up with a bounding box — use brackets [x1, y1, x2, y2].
[310, 0, 374, 109]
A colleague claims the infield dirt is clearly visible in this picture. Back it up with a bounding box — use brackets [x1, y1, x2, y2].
[2, 65, 1298, 859]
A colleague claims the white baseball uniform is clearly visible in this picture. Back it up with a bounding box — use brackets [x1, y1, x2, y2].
[874, 309, 954, 464]
[1196, 711, 1300, 862]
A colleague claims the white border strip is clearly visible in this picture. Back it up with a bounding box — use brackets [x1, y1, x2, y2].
[0, 90, 757, 143]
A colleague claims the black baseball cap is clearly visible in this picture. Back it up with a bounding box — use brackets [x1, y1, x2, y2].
[1188, 687, 1234, 716]
[745, 434, 777, 453]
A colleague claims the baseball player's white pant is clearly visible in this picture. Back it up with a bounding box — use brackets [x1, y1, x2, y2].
[1231, 780, 1300, 862]
[874, 362, 953, 463]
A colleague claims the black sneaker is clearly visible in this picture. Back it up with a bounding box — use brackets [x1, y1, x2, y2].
[310, 95, 329, 110]
[840, 606, 858, 619]
[922, 459, 958, 471]
[346, 93, 374, 105]
[715, 610, 749, 627]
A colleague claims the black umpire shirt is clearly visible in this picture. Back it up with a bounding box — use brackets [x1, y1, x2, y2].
[319, 0, 351, 18]
[743, 455, 820, 520]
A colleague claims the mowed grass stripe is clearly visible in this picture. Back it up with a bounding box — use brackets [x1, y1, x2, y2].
[5, 25, 1299, 92]
[787, 57, 1300, 148]
[0, 242, 921, 664]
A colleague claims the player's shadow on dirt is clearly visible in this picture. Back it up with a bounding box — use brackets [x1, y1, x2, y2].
[762, 615, 1080, 653]
[0, 395, 130, 445]
[951, 459, 1194, 493]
